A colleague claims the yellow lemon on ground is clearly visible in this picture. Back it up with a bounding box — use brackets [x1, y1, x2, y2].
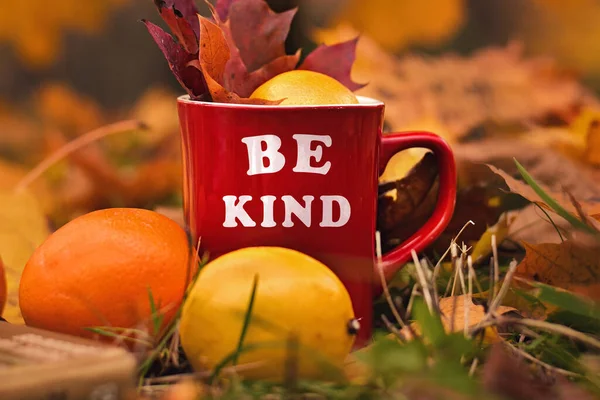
[179, 246, 358, 382]
[249, 70, 359, 105]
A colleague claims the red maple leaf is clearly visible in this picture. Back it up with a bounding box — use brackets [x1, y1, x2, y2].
[298, 38, 367, 92]
[142, 20, 207, 98]
[153, 0, 199, 53]
[227, 0, 297, 72]
[210, 0, 300, 97]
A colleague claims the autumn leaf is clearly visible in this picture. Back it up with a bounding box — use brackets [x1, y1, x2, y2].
[197, 15, 230, 89]
[153, 0, 199, 54]
[159, 0, 199, 21]
[216, 0, 235, 21]
[470, 213, 512, 264]
[378, 152, 439, 233]
[143, 20, 207, 98]
[298, 38, 367, 92]
[227, 0, 296, 72]
[516, 240, 600, 301]
[399, 295, 515, 343]
[487, 162, 600, 226]
[317, 37, 597, 142]
[196, 14, 279, 104]
[209, 0, 300, 98]
[0, 190, 50, 324]
[147, 0, 364, 102]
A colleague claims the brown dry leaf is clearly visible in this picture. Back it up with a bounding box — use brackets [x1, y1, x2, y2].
[506, 205, 568, 245]
[516, 240, 600, 300]
[378, 152, 439, 233]
[487, 163, 600, 222]
[453, 137, 600, 243]
[400, 295, 516, 342]
[454, 137, 600, 201]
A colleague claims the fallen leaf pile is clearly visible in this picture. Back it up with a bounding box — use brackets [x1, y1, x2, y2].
[143, 0, 364, 104]
[315, 25, 599, 144]
[0, 83, 184, 227]
[337, 22, 600, 257]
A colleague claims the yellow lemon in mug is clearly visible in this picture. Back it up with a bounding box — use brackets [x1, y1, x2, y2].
[250, 70, 359, 105]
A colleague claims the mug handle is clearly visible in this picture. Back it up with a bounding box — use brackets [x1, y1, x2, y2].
[374, 131, 457, 292]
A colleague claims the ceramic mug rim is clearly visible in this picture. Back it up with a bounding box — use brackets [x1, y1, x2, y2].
[176, 94, 385, 110]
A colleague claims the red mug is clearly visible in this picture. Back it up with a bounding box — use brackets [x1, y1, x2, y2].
[177, 95, 457, 346]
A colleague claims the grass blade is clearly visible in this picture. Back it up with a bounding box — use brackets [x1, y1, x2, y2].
[233, 274, 259, 366]
[513, 158, 597, 234]
[147, 287, 163, 337]
[531, 281, 600, 320]
[413, 298, 445, 348]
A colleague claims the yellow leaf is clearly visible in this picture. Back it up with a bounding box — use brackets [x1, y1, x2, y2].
[0, 190, 50, 323]
[0, 158, 57, 216]
[470, 213, 512, 263]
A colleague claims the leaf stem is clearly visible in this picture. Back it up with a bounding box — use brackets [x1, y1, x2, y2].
[14, 120, 145, 192]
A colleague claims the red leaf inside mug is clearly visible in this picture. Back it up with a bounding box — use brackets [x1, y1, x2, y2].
[143, 0, 365, 103]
